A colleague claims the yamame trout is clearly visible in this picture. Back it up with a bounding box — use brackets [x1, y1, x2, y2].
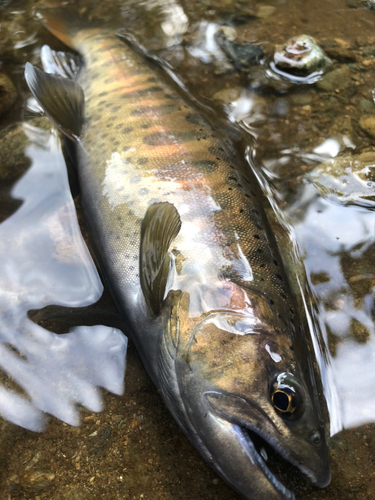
[25, 10, 330, 500]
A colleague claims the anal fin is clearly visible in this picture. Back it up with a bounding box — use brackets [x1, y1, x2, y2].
[25, 62, 84, 141]
[140, 203, 181, 316]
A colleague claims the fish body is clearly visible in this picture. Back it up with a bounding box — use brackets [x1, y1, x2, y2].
[25, 11, 330, 500]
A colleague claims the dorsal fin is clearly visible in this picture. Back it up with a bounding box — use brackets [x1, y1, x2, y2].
[140, 203, 181, 316]
[24, 62, 84, 141]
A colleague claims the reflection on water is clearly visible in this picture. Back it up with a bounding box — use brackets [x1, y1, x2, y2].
[0, 120, 127, 430]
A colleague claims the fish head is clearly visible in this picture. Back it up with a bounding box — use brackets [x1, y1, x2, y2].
[175, 294, 330, 500]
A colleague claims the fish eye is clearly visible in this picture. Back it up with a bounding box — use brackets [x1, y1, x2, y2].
[270, 372, 304, 419]
[272, 388, 296, 413]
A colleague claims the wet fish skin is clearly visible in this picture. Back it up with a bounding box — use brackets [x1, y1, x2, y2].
[25, 10, 330, 500]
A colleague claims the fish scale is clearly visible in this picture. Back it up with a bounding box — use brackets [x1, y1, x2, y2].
[25, 11, 330, 500]
[75, 30, 293, 319]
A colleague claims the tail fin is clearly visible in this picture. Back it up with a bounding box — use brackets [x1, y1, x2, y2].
[36, 9, 82, 49]
[36, 9, 103, 50]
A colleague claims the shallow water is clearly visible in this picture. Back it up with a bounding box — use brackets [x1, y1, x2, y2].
[0, 0, 374, 498]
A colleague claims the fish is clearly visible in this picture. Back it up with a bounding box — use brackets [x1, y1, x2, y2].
[24, 10, 330, 500]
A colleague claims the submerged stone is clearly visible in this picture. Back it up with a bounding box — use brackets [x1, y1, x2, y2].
[271, 35, 332, 83]
[0, 72, 17, 115]
[359, 114, 375, 138]
[316, 66, 352, 91]
[215, 28, 263, 70]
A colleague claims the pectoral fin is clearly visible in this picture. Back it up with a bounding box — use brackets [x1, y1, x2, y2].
[140, 202, 181, 316]
[24, 62, 84, 141]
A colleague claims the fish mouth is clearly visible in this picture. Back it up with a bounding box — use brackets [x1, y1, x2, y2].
[233, 424, 312, 500]
[205, 393, 316, 500]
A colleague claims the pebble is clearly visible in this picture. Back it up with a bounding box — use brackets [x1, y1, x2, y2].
[360, 99, 375, 114]
[359, 114, 375, 138]
[316, 66, 352, 91]
[0, 72, 17, 115]
[16, 471, 56, 495]
[291, 93, 313, 105]
[256, 5, 276, 18]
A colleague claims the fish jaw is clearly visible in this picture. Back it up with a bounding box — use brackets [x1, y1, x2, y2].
[178, 391, 296, 500]
[204, 392, 331, 487]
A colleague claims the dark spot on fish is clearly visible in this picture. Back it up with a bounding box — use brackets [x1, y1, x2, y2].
[245, 193, 251, 199]
[239, 209, 244, 214]
[237, 184, 243, 188]
[137, 158, 148, 165]
[192, 160, 218, 174]
[91, 71, 100, 79]
[141, 124, 151, 129]
[110, 137, 115, 142]
[147, 77, 157, 83]
[114, 141, 120, 146]
[269, 299, 274, 306]
[139, 188, 149, 196]
[260, 264, 265, 268]
[228, 176, 237, 182]
[122, 146, 131, 152]
[106, 123, 113, 128]
[276, 274, 283, 281]
[122, 127, 133, 134]
[255, 223, 263, 230]
[98, 100, 106, 106]
[138, 86, 163, 94]
[112, 106, 121, 113]
[120, 91, 136, 99]
[186, 113, 208, 128]
[253, 234, 260, 239]
[115, 124, 122, 129]
[228, 187, 232, 191]
[98, 91, 109, 97]
[131, 104, 179, 117]
[251, 191, 257, 197]
[104, 77, 116, 84]
[130, 176, 141, 184]
[256, 248, 262, 254]
[102, 133, 108, 138]
[105, 102, 113, 108]
[143, 132, 173, 146]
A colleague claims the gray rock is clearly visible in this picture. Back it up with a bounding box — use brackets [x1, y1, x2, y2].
[316, 66, 352, 91]
[360, 99, 375, 114]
